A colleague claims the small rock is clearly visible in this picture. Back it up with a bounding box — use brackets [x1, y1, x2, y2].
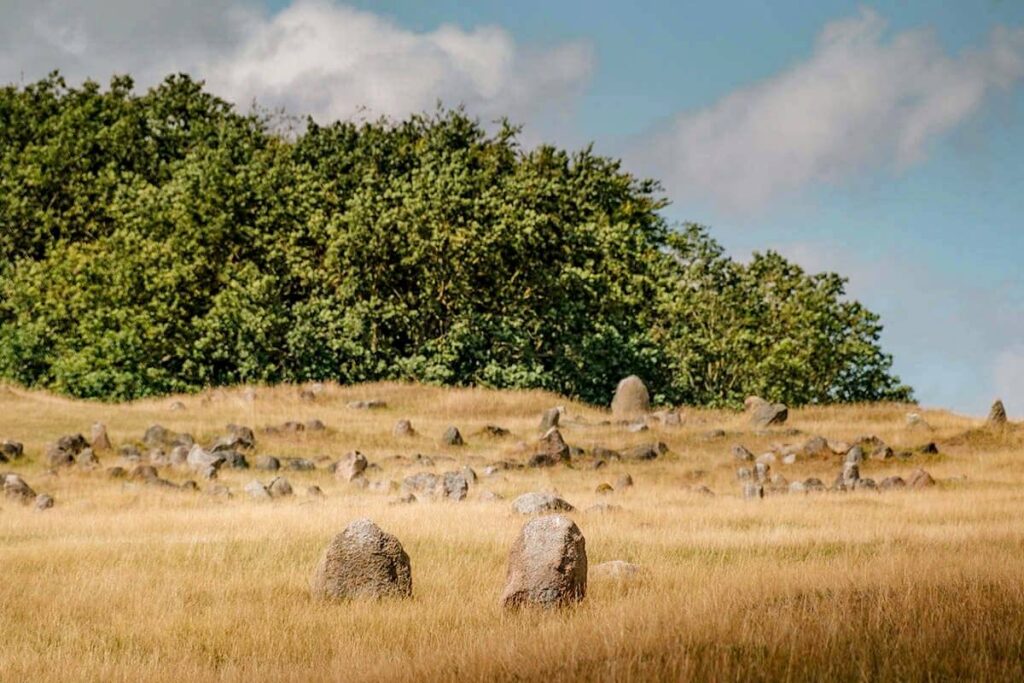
[3, 473, 36, 503]
[750, 402, 788, 428]
[615, 473, 634, 489]
[34, 494, 54, 510]
[348, 400, 387, 410]
[336, 452, 368, 482]
[907, 468, 936, 488]
[879, 476, 906, 491]
[268, 477, 293, 497]
[286, 458, 316, 471]
[511, 492, 575, 515]
[244, 480, 272, 501]
[731, 444, 755, 462]
[393, 419, 416, 437]
[595, 483, 614, 494]
[742, 483, 764, 500]
[255, 455, 281, 471]
[307, 485, 324, 498]
[441, 426, 464, 446]
[591, 560, 640, 580]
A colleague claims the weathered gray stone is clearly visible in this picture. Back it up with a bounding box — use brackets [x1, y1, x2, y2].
[244, 480, 272, 501]
[539, 408, 561, 432]
[441, 426, 464, 446]
[731, 444, 755, 462]
[907, 468, 936, 489]
[501, 515, 586, 609]
[615, 473, 633, 489]
[511, 492, 575, 515]
[90, 423, 112, 451]
[3, 473, 36, 503]
[310, 519, 412, 601]
[988, 399, 1008, 426]
[393, 419, 416, 437]
[750, 402, 788, 428]
[335, 452, 368, 482]
[255, 455, 281, 471]
[34, 493, 54, 511]
[268, 477, 293, 498]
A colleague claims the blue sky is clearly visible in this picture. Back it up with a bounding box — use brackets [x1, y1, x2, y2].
[2, 0, 1023, 414]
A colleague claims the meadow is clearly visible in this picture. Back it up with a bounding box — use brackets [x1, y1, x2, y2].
[3, 382, 1024, 682]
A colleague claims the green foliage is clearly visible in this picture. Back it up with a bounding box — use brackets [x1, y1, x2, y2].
[0, 73, 912, 405]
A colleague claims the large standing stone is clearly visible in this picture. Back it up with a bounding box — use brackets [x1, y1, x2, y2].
[988, 399, 1008, 426]
[750, 402, 788, 428]
[500, 515, 587, 609]
[611, 376, 650, 419]
[511, 492, 575, 514]
[310, 519, 412, 601]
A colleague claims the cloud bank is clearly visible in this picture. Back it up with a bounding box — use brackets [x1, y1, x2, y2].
[636, 8, 1024, 210]
[0, 0, 594, 125]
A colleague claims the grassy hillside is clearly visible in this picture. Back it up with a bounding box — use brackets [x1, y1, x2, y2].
[2, 383, 1023, 682]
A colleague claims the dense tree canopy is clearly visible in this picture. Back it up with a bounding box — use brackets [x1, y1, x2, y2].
[0, 73, 913, 405]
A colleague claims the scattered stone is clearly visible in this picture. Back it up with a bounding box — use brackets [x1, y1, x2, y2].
[987, 399, 1008, 426]
[144, 425, 193, 450]
[368, 480, 398, 494]
[130, 465, 159, 482]
[611, 375, 650, 419]
[592, 447, 622, 461]
[441, 426, 464, 446]
[802, 436, 831, 458]
[46, 434, 88, 467]
[268, 477, 293, 497]
[477, 425, 511, 438]
[907, 468, 936, 489]
[736, 467, 753, 481]
[307, 485, 324, 498]
[336, 452, 368, 482]
[403, 472, 439, 495]
[854, 478, 878, 491]
[255, 455, 281, 471]
[210, 424, 255, 452]
[596, 483, 614, 494]
[879, 476, 906, 491]
[244, 480, 272, 501]
[623, 442, 666, 461]
[31, 493, 54, 510]
[180, 480, 199, 492]
[585, 503, 621, 513]
[918, 442, 939, 455]
[754, 462, 770, 483]
[310, 518, 412, 601]
[750, 402, 788, 428]
[205, 484, 233, 499]
[90, 423, 112, 451]
[3, 473, 36, 503]
[731, 444, 755, 462]
[626, 422, 649, 433]
[531, 427, 569, 466]
[286, 458, 316, 471]
[501, 515, 586, 609]
[348, 400, 387, 410]
[615, 473, 634, 490]
[804, 478, 826, 492]
[0, 440, 23, 462]
[591, 560, 640, 580]
[846, 446, 865, 465]
[306, 419, 327, 432]
[512, 492, 575, 515]
[539, 408, 561, 431]
[701, 429, 727, 440]
[107, 466, 126, 479]
[905, 413, 931, 430]
[186, 445, 225, 473]
[119, 445, 142, 462]
[460, 466, 477, 483]
[745, 396, 769, 411]
[872, 446, 895, 461]
[220, 451, 249, 469]
[782, 453, 797, 465]
[756, 452, 776, 465]
[393, 419, 416, 437]
[440, 471, 469, 501]
[76, 448, 99, 468]
[299, 389, 317, 402]
[742, 483, 764, 500]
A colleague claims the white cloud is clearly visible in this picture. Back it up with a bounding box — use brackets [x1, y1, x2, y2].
[0, 0, 593, 127]
[636, 8, 1024, 211]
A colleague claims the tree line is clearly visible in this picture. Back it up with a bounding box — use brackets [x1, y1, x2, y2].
[0, 73, 913, 405]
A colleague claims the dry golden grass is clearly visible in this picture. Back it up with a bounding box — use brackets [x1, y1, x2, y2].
[3, 382, 1024, 682]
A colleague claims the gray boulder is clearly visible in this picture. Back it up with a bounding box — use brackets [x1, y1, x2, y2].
[750, 402, 788, 428]
[501, 515, 587, 609]
[336, 452, 368, 482]
[310, 518, 412, 601]
[441, 426, 464, 446]
[539, 408, 561, 432]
